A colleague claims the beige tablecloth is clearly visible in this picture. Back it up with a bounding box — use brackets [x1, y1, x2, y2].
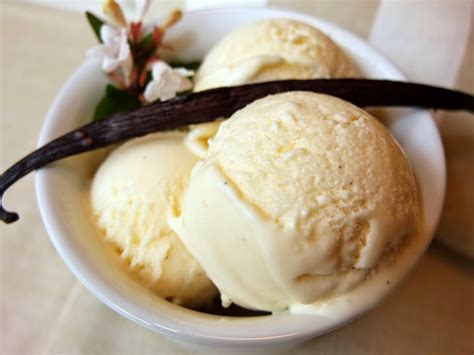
[1, 1, 473, 354]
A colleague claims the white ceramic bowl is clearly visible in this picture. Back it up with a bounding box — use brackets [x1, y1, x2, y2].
[36, 7, 445, 347]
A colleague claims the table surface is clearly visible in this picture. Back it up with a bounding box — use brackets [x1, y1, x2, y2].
[1, 1, 473, 354]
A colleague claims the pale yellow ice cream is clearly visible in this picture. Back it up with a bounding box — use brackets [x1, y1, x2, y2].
[194, 19, 358, 92]
[91, 132, 218, 309]
[171, 92, 419, 312]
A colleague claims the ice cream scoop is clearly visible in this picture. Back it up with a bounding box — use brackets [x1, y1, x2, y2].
[171, 92, 419, 312]
[91, 132, 217, 309]
[194, 19, 358, 92]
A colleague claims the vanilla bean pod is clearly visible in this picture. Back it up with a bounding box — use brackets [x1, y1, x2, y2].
[1, 79, 473, 224]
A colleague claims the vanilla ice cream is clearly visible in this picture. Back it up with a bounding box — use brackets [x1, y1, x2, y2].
[171, 92, 419, 312]
[91, 132, 217, 309]
[194, 19, 358, 92]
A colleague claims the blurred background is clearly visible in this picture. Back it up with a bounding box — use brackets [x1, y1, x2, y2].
[1, 0, 473, 354]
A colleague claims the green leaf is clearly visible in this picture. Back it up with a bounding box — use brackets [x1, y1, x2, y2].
[86, 11, 105, 43]
[138, 33, 157, 57]
[139, 33, 154, 49]
[169, 60, 202, 71]
[93, 85, 141, 121]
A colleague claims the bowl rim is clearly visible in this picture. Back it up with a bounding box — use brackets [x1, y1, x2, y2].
[35, 6, 445, 347]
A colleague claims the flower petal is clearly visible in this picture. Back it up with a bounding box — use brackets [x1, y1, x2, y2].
[117, 29, 131, 61]
[102, 56, 120, 73]
[174, 68, 194, 77]
[100, 24, 118, 45]
[121, 55, 134, 86]
[103, 0, 127, 28]
[144, 80, 161, 102]
[178, 77, 193, 91]
[135, 0, 151, 22]
[161, 9, 182, 31]
[160, 90, 177, 101]
[151, 61, 171, 80]
[86, 45, 107, 59]
[144, 60, 195, 101]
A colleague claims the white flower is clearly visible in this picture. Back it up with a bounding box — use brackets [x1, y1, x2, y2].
[87, 25, 133, 84]
[144, 61, 194, 102]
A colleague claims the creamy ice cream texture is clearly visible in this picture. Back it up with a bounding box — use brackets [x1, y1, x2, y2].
[171, 92, 419, 312]
[194, 19, 357, 92]
[91, 18, 416, 313]
[91, 131, 218, 309]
